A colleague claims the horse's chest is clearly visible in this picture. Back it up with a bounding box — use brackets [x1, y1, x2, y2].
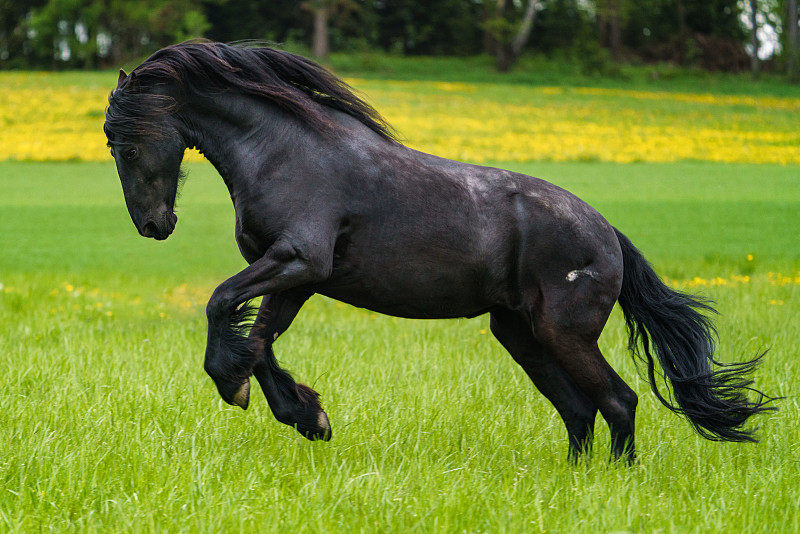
[235, 218, 266, 264]
[232, 197, 285, 263]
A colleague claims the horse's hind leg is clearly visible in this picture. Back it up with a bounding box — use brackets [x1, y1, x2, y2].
[250, 292, 331, 441]
[549, 339, 638, 462]
[531, 286, 639, 462]
[490, 309, 598, 461]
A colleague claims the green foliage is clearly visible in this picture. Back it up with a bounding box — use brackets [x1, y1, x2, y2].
[482, 14, 518, 47]
[2, 0, 788, 76]
[1, 0, 211, 69]
[530, 0, 591, 54]
[25, 0, 101, 68]
[372, 0, 486, 55]
[570, 19, 621, 77]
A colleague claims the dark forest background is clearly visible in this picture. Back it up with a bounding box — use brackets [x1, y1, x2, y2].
[1, 0, 798, 80]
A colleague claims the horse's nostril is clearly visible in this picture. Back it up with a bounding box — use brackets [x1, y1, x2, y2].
[141, 221, 157, 238]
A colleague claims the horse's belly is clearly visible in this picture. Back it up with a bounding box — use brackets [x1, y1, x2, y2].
[322, 291, 491, 320]
[316, 269, 494, 320]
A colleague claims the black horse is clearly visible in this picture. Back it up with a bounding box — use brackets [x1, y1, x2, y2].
[104, 41, 772, 462]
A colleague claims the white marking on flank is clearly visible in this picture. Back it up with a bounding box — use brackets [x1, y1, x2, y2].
[566, 269, 599, 282]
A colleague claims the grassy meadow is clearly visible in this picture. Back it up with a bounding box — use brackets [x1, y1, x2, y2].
[1, 65, 799, 532]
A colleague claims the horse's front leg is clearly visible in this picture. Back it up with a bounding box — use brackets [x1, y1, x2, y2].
[204, 235, 331, 411]
[246, 292, 332, 440]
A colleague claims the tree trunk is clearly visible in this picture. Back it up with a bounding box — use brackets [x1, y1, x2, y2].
[510, 0, 538, 56]
[788, 0, 799, 82]
[482, 1, 496, 55]
[676, 0, 688, 64]
[493, 0, 509, 70]
[607, 0, 621, 62]
[495, 0, 538, 72]
[312, 0, 329, 59]
[750, 0, 760, 78]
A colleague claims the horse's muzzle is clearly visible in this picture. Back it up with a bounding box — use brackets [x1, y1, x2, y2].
[140, 211, 178, 240]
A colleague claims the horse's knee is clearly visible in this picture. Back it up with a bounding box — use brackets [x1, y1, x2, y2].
[618, 387, 638, 419]
[206, 292, 225, 322]
[622, 387, 638, 411]
[604, 387, 638, 427]
[206, 285, 238, 323]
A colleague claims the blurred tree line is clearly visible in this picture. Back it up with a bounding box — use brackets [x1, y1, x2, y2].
[0, 0, 797, 79]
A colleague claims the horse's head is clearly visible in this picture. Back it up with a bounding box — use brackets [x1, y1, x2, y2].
[104, 69, 185, 241]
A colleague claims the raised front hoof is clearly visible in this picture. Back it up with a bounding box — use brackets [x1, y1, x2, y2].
[295, 410, 332, 442]
[216, 379, 251, 410]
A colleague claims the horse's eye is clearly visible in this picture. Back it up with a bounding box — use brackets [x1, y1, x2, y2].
[123, 148, 138, 161]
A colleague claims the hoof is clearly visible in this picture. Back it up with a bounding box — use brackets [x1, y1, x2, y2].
[231, 380, 250, 410]
[296, 410, 332, 441]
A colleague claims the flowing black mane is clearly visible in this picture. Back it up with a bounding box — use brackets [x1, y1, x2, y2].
[105, 40, 396, 142]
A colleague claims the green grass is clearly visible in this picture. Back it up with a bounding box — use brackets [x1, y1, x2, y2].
[1, 160, 798, 532]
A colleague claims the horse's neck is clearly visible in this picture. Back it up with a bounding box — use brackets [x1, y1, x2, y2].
[180, 94, 306, 192]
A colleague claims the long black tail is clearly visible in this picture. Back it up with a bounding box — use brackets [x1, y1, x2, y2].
[613, 228, 775, 442]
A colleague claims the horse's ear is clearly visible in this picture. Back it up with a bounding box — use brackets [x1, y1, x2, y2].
[128, 70, 140, 91]
[117, 69, 127, 90]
